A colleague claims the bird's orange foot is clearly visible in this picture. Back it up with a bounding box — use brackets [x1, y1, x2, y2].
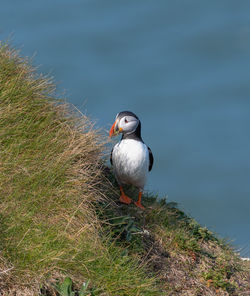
[134, 201, 145, 210]
[119, 194, 132, 204]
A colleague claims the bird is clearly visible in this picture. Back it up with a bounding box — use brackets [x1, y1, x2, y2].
[109, 111, 154, 209]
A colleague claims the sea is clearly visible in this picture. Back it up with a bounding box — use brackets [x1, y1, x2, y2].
[1, 0, 250, 256]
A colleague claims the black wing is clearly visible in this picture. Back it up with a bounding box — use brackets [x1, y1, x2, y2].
[110, 147, 113, 166]
[148, 146, 154, 171]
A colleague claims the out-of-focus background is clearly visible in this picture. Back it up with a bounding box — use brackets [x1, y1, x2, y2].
[1, 0, 249, 256]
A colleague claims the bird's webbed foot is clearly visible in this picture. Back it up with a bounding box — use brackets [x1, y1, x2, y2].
[119, 186, 132, 204]
[134, 191, 145, 210]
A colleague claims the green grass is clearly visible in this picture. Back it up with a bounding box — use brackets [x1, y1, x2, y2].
[0, 42, 249, 295]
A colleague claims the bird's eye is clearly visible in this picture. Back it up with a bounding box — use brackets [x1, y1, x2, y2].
[125, 118, 128, 123]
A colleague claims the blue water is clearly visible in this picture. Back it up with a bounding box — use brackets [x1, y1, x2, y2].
[1, 0, 250, 256]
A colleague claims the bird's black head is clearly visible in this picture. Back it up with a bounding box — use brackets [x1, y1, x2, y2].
[109, 110, 142, 140]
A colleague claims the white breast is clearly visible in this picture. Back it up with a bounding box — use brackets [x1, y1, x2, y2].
[112, 139, 149, 190]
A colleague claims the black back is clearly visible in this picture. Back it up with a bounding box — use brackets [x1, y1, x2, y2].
[148, 146, 154, 171]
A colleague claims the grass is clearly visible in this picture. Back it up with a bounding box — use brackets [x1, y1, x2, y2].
[0, 42, 249, 295]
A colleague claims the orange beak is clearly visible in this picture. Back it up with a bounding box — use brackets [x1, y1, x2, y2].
[109, 120, 117, 137]
[109, 120, 122, 137]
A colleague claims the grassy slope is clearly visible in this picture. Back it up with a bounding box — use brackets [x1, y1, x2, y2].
[0, 43, 249, 296]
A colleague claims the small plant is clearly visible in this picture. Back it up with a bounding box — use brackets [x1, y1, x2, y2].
[202, 255, 239, 293]
[53, 277, 92, 296]
[202, 269, 236, 292]
[109, 215, 141, 242]
[79, 280, 92, 296]
[189, 220, 216, 242]
[53, 277, 74, 296]
[173, 231, 201, 253]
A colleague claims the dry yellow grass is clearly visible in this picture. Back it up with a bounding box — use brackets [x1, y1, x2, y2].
[0, 43, 159, 295]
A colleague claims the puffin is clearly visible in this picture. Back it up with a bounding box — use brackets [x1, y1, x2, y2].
[109, 111, 154, 209]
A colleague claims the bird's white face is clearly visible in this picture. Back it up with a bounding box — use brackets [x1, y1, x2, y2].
[109, 113, 139, 137]
[117, 115, 139, 135]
